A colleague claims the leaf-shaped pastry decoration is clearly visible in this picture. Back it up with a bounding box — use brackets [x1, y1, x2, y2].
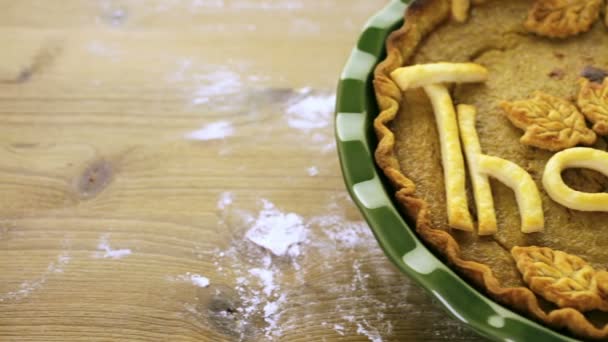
[512, 246, 608, 312]
[577, 67, 608, 135]
[500, 91, 597, 151]
[524, 0, 603, 38]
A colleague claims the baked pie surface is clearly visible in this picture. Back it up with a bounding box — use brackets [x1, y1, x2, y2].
[374, 0, 608, 339]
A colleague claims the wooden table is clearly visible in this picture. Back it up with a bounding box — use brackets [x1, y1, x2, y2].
[0, 1, 485, 341]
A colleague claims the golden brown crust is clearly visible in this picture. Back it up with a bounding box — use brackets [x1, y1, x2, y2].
[373, 0, 608, 339]
[524, 0, 603, 38]
[512, 246, 608, 312]
[451, 0, 471, 23]
[373, 0, 451, 192]
[578, 77, 608, 136]
[500, 91, 597, 151]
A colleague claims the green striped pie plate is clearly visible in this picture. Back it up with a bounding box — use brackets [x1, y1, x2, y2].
[335, 1, 579, 341]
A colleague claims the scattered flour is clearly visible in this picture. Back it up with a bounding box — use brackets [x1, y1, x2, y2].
[245, 200, 308, 257]
[321, 141, 337, 153]
[93, 234, 131, 259]
[282, 87, 337, 155]
[262, 293, 287, 338]
[210, 194, 401, 341]
[334, 324, 346, 336]
[286, 88, 336, 131]
[309, 214, 373, 249]
[167, 62, 245, 111]
[191, 70, 243, 104]
[357, 321, 384, 342]
[87, 40, 122, 60]
[191, 0, 225, 9]
[158, 0, 305, 11]
[231, 0, 304, 10]
[168, 272, 211, 288]
[249, 268, 276, 296]
[185, 121, 235, 141]
[217, 191, 234, 210]
[0, 251, 71, 302]
[213, 198, 307, 339]
[232, 257, 286, 339]
[168, 58, 194, 83]
[306, 166, 319, 177]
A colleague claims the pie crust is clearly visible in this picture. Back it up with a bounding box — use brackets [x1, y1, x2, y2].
[373, 0, 608, 339]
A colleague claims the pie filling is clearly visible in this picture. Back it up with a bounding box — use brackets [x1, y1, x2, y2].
[375, 0, 608, 338]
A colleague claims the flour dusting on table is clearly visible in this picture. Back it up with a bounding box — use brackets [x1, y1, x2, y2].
[286, 88, 336, 131]
[245, 200, 308, 257]
[211, 194, 405, 341]
[185, 121, 235, 141]
[0, 251, 70, 302]
[191, 0, 225, 9]
[231, 0, 304, 10]
[357, 321, 384, 342]
[191, 69, 243, 104]
[93, 234, 131, 259]
[167, 272, 211, 288]
[217, 191, 234, 210]
[249, 267, 276, 296]
[283, 88, 337, 154]
[306, 166, 319, 176]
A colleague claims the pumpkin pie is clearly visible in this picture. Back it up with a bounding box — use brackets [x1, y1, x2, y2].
[373, 0, 608, 339]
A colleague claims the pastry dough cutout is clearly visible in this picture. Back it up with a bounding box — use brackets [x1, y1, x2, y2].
[512, 246, 608, 312]
[452, 0, 470, 23]
[577, 76, 608, 136]
[500, 91, 597, 152]
[424, 84, 474, 231]
[457, 104, 497, 235]
[390, 63, 488, 91]
[478, 155, 544, 233]
[524, 0, 603, 38]
[543, 147, 608, 212]
[452, 0, 486, 22]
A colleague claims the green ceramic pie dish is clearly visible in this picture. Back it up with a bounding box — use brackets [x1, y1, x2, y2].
[335, 1, 581, 341]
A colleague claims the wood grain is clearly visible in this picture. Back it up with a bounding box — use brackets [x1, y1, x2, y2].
[0, 1, 485, 341]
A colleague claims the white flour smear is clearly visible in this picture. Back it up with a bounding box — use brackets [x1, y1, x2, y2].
[217, 191, 234, 210]
[87, 40, 122, 60]
[191, 70, 243, 105]
[284, 88, 337, 154]
[209, 194, 404, 341]
[167, 62, 244, 111]
[286, 88, 336, 131]
[231, 0, 304, 10]
[357, 321, 384, 342]
[167, 272, 210, 288]
[306, 166, 319, 177]
[191, 0, 225, 9]
[309, 214, 374, 250]
[227, 253, 286, 339]
[245, 200, 308, 257]
[185, 121, 235, 141]
[93, 234, 132, 259]
[249, 267, 275, 296]
[0, 251, 70, 302]
[168, 58, 194, 83]
[212, 198, 307, 339]
[156, 0, 305, 11]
